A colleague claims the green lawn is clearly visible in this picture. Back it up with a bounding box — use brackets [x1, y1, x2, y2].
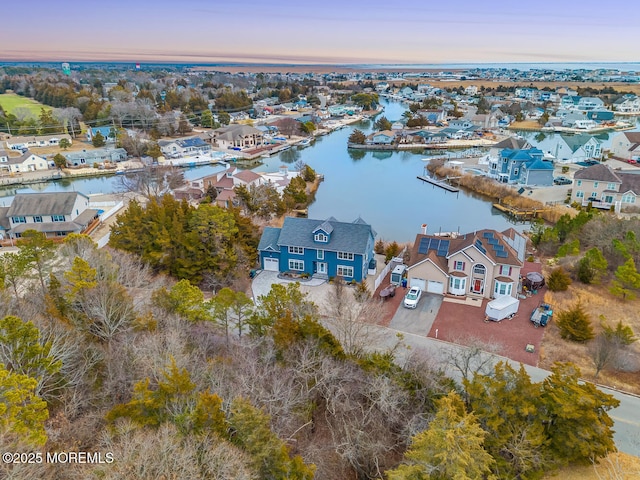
[0, 92, 46, 117]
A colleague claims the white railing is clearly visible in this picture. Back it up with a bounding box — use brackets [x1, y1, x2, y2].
[96, 232, 110, 249]
[98, 201, 124, 222]
[374, 262, 392, 291]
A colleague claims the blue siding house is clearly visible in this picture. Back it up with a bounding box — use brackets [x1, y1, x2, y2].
[488, 148, 552, 185]
[258, 216, 376, 282]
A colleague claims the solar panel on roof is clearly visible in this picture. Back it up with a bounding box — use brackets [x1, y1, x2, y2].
[494, 244, 504, 251]
[487, 238, 499, 245]
[475, 239, 487, 254]
[418, 237, 430, 254]
[496, 251, 508, 258]
[482, 232, 494, 239]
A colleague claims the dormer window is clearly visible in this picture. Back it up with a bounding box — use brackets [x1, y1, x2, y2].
[314, 232, 328, 242]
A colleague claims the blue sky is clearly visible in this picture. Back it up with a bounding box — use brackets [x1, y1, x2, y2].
[2, 0, 639, 64]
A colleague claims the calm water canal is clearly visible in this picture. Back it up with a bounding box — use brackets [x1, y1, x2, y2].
[2, 99, 528, 242]
[257, 99, 522, 241]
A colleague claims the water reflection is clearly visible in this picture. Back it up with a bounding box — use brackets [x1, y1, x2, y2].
[347, 149, 366, 161]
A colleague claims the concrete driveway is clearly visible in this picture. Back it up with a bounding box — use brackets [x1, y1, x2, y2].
[251, 270, 332, 310]
[389, 292, 443, 336]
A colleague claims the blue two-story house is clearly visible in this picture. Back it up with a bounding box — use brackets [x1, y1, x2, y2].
[258, 216, 376, 282]
[488, 148, 553, 186]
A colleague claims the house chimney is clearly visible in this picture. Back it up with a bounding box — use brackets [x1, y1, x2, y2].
[421, 223, 427, 235]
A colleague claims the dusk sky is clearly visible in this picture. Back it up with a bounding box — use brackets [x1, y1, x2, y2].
[3, 0, 640, 64]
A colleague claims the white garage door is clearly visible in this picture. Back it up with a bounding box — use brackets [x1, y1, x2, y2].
[427, 280, 444, 294]
[263, 257, 279, 272]
[410, 277, 426, 291]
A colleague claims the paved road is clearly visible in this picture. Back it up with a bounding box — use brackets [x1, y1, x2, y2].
[367, 325, 640, 457]
[253, 271, 640, 456]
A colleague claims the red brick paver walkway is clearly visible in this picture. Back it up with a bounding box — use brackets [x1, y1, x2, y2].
[428, 261, 547, 366]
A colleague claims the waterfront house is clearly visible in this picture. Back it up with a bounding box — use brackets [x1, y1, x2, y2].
[613, 95, 640, 113]
[0, 192, 99, 240]
[86, 126, 115, 143]
[5, 134, 72, 150]
[365, 130, 396, 145]
[609, 132, 640, 161]
[0, 150, 49, 173]
[488, 148, 553, 186]
[64, 147, 127, 166]
[546, 133, 603, 163]
[258, 216, 376, 282]
[210, 125, 264, 150]
[158, 136, 211, 158]
[560, 95, 582, 109]
[406, 228, 525, 299]
[571, 163, 640, 210]
[577, 97, 605, 111]
[418, 109, 447, 124]
[586, 110, 615, 122]
[198, 166, 263, 208]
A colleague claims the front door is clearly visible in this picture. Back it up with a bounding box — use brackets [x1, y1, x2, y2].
[317, 262, 327, 275]
[473, 279, 482, 293]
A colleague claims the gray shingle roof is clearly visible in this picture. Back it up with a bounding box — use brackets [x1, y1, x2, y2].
[7, 192, 86, 217]
[275, 217, 373, 254]
[574, 164, 621, 183]
[257, 227, 281, 252]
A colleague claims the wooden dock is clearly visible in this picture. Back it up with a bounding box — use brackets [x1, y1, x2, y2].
[417, 175, 459, 193]
[492, 203, 546, 221]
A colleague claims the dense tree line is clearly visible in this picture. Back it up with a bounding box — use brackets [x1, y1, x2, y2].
[109, 195, 259, 288]
[0, 227, 623, 479]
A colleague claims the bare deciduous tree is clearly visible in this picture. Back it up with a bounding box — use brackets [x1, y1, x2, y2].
[441, 336, 501, 385]
[116, 166, 185, 201]
[325, 279, 385, 357]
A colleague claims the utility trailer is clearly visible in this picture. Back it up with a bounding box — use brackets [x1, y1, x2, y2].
[530, 303, 553, 328]
[484, 295, 520, 322]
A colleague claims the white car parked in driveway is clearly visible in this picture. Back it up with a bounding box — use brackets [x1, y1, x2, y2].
[403, 286, 422, 309]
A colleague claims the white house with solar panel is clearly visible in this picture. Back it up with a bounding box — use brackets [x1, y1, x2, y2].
[406, 228, 525, 299]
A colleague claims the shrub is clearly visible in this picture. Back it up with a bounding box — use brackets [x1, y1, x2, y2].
[374, 239, 385, 255]
[601, 319, 637, 346]
[556, 303, 595, 342]
[547, 267, 572, 291]
[384, 241, 400, 262]
[561, 166, 570, 174]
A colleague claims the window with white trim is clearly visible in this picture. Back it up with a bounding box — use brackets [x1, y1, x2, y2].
[314, 232, 328, 242]
[288, 259, 304, 271]
[454, 260, 465, 271]
[288, 246, 304, 255]
[594, 182, 599, 188]
[449, 277, 466, 291]
[337, 251, 354, 261]
[337, 265, 354, 278]
[591, 192, 598, 199]
[494, 281, 513, 297]
[607, 183, 616, 190]
[12, 216, 27, 224]
[622, 194, 636, 203]
[576, 180, 582, 187]
[51, 215, 65, 222]
[317, 249, 324, 260]
[33, 216, 43, 223]
[576, 190, 584, 198]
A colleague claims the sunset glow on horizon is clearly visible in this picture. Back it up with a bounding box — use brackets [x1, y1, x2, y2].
[3, 0, 640, 65]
